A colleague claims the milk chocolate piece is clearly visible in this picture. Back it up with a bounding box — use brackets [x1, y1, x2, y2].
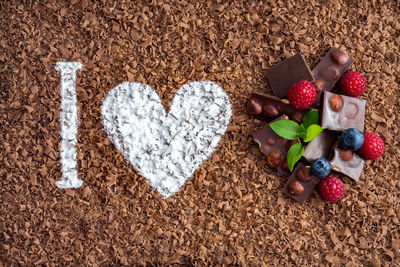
[266, 53, 314, 98]
[330, 143, 364, 181]
[252, 115, 290, 176]
[303, 130, 338, 162]
[312, 47, 354, 106]
[283, 163, 320, 204]
[248, 94, 308, 123]
[321, 91, 366, 132]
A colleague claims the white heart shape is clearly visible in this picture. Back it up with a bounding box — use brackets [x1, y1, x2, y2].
[101, 81, 232, 198]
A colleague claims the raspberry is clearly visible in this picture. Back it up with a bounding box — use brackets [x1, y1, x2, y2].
[287, 80, 316, 109]
[318, 175, 346, 202]
[357, 132, 384, 160]
[339, 71, 366, 97]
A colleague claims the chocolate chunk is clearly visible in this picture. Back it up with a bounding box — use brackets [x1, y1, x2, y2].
[266, 53, 314, 98]
[330, 143, 365, 181]
[252, 115, 290, 176]
[282, 163, 319, 204]
[303, 130, 338, 162]
[311, 48, 354, 107]
[321, 91, 366, 132]
[248, 94, 308, 123]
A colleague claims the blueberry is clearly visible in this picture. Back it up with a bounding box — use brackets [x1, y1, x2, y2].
[339, 128, 364, 151]
[311, 158, 331, 178]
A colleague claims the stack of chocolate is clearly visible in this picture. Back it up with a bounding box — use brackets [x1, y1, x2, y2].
[248, 48, 371, 204]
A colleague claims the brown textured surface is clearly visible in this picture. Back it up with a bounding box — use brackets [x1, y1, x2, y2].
[1, 1, 399, 265]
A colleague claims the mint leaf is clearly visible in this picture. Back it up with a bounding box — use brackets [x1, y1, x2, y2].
[303, 124, 323, 142]
[302, 109, 319, 129]
[269, 120, 304, 140]
[287, 143, 305, 172]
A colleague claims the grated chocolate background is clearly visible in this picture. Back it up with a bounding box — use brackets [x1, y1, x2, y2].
[1, 0, 399, 265]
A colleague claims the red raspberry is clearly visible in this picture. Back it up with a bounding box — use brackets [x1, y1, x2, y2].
[358, 132, 384, 160]
[339, 71, 366, 97]
[318, 175, 346, 202]
[287, 80, 316, 109]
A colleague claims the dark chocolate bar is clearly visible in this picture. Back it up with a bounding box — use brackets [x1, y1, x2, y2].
[303, 130, 338, 162]
[266, 53, 314, 99]
[311, 47, 354, 106]
[248, 93, 308, 123]
[321, 91, 366, 132]
[282, 163, 320, 204]
[330, 143, 364, 181]
[252, 115, 291, 176]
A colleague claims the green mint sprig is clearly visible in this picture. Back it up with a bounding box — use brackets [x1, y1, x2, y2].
[269, 109, 323, 172]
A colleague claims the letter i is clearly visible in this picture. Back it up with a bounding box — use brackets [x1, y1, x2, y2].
[55, 62, 83, 189]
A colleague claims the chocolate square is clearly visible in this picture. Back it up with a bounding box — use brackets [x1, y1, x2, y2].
[252, 115, 290, 176]
[321, 91, 366, 132]
[330, 143, 365, 181]
[303, 130, 338, 162]
[311, 47, 354, 107]
[282, 163, 320, 204]
[248, 93, 308, 123]
[266, 53, 314, 99]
